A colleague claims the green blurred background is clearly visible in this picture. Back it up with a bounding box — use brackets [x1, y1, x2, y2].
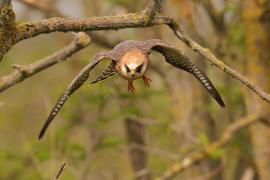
[1, 0, 270, 179]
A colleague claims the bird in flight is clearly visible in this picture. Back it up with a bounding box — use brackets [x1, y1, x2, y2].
[38, 39, 225, 139]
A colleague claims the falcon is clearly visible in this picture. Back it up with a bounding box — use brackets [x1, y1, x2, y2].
[38, 39, 225, 139]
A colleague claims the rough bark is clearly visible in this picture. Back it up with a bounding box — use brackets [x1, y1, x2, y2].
[0, 0, 16, 61]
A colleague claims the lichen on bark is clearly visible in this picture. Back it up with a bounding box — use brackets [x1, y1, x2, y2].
[0, 1, 16, 61]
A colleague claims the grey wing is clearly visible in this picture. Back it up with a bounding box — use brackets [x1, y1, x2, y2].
[39, 52, 114, 139]
[147, 41, 225, 107]
[90, 61, 116, 84]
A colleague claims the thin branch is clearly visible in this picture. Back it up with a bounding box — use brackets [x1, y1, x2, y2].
[155, 16, 270, 103]
[0, 33, 91, 92]
[155, 113, 260, 180]
[54, 162, 66, 179]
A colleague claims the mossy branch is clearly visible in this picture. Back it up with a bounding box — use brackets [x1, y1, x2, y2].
[0, 1, 16, 61]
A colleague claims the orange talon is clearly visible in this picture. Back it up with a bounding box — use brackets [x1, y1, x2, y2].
[128, 80, 135, 93]
[142, 75, 152, 87]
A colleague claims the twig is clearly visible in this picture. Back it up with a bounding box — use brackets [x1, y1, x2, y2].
[0, 33, 91, 92]
[155, 113, 260, 180]
[54, 162, 66, 179]
[155, 16, 270, 104]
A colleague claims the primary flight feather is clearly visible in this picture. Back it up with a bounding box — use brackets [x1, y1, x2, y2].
[39, 39, 225, 139]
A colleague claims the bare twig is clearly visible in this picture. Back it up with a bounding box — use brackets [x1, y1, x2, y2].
[54, 162, 66, 179]
[155, 113, 260, 180]
[155, 16, 270, 104]
[0, 33, 90, 92]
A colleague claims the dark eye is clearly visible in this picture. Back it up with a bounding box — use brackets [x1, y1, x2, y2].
[136, 64, 144, 73]
[125, 65, 130, 72]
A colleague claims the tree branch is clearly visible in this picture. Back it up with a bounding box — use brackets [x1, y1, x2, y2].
[15, 14, 166, 44]
[155, 16, 270, 103]
[155, 113, 260, 180]
[0, 32, 90, 92]
[54, 162, 66, 179]
[0, 0, 164, 61]
[3, 0, 270, 105]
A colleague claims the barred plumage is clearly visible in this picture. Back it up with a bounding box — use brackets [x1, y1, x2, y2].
[151, 42, 225, 107]
[90, 61, 116, 84]
[39, 39, 225, 139]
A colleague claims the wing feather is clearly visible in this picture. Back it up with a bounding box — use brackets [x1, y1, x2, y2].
[146, 40, 225, 107]
[39, 52, 113, 139]
[90, 61, 116, 84]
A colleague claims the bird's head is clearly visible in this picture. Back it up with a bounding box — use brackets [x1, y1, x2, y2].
[119, 50, 148, 80]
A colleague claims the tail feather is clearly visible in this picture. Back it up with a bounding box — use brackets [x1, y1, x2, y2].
[190, 64, 225, 107]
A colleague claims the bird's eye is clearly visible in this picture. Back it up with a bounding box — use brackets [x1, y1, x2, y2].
[125, 65, 130, 73]
[136, 64, 144, 73]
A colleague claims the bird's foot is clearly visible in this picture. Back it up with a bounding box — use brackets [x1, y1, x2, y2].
[128, 80, 135, 93]
[142, 75, 152, 87]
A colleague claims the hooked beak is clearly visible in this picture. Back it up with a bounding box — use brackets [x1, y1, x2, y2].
[131, 70, 135, 77]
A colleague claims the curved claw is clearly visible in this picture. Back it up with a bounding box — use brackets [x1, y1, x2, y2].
[128, 80, 135, 93]
[143, 75, 152, 87]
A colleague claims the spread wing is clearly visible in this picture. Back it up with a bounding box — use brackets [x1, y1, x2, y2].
[39, 52, 114, 139]
[146, 39, 225, 107]
[90, 61, 116, 84]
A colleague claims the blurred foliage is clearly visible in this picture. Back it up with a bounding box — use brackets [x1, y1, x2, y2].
[0, 0, 266, 179]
